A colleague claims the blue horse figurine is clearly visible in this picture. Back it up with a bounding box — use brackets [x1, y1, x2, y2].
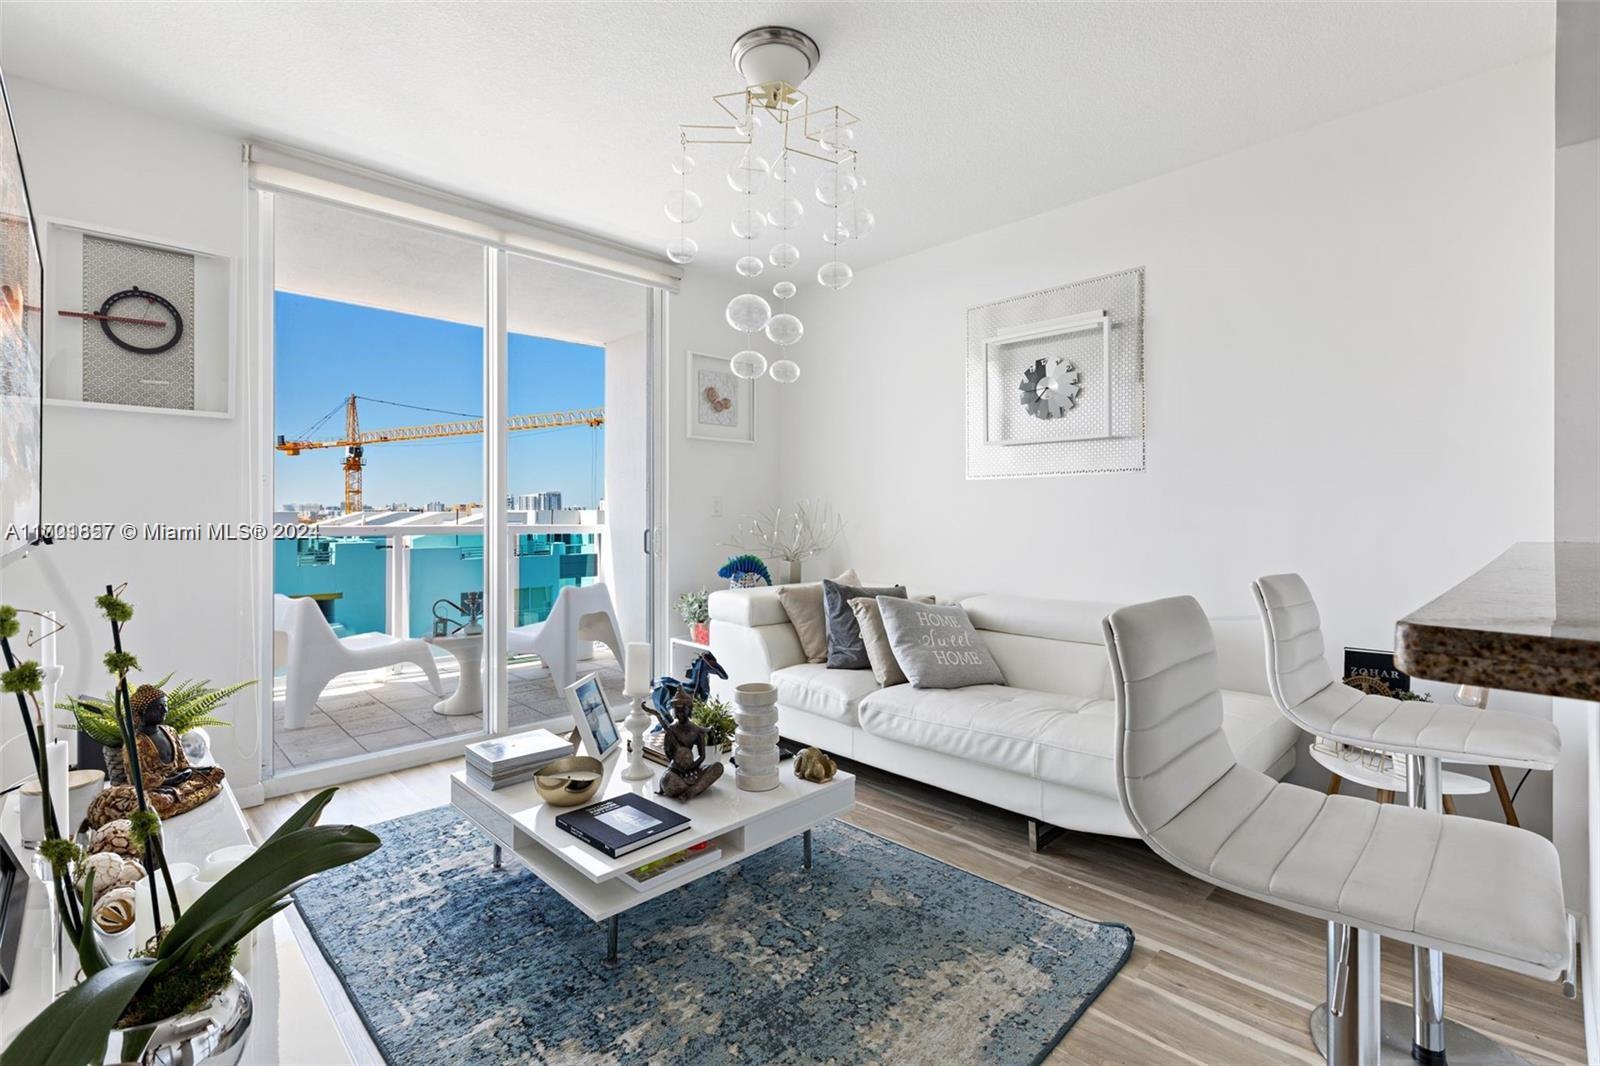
[648, 652, 728, 728]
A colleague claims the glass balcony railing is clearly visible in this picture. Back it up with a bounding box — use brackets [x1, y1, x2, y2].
[272, 522, 603, 640]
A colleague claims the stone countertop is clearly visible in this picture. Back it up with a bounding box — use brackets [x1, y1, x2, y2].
[1394, 542, 1600, 700]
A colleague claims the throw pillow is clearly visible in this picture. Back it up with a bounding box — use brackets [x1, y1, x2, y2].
[849, 594, 934, 687]
[823, 579, 906, 669]
[877, 598, 1007, 689]
[777, 569, 859, 663]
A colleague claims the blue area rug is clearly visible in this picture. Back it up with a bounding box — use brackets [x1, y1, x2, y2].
[294, 806, 1132, 1065]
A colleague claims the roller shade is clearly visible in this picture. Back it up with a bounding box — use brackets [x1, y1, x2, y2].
[247, 142, 681, 291]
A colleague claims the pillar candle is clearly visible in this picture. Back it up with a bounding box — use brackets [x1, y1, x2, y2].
[625, 642, 652, 696]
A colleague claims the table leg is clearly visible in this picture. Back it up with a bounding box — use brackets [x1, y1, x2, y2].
[491, 844, 501, 869]
[604, 916, 619, 966]
[803, 829, 812, 871]
[1488, 765, 1520, 827]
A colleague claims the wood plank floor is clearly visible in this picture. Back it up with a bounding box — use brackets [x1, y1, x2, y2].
[247, 756, 1587, 1065]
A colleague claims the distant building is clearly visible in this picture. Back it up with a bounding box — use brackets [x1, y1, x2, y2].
[509, 491, 563, 512]
[422, 501, 446, 512]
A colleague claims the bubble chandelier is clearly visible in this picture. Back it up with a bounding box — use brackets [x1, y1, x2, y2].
[666, 26, 870, 384]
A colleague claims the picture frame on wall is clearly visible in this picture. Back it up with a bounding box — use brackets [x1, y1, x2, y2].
[42, 217, 234, 418]
[686, 349, 755, 444]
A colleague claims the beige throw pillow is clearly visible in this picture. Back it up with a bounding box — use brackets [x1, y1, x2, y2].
[777, 568, 859, 664]
[850, 593, 934, 686]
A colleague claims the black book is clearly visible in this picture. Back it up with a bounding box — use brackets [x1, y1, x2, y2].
[555, 793, 692, 858]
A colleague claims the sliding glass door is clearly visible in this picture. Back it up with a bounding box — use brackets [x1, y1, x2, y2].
[256, 192, 659, 783]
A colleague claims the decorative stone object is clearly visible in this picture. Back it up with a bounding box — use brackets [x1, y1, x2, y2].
[76, 850, 145, 904]
[87, 818, 140, 859]
[795, 747, 837, 784]
[733, 683, 781, 792]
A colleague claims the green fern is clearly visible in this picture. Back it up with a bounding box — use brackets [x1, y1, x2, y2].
[57, 674, 254, 748]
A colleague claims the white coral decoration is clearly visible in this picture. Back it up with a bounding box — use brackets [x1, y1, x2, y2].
[724, 499, 844, 565]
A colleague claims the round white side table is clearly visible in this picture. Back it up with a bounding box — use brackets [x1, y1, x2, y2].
[1307, 742, 1489, 811]
[425, 634, 483, 716]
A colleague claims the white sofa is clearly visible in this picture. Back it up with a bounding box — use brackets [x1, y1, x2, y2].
[708, 586, 1301, 842]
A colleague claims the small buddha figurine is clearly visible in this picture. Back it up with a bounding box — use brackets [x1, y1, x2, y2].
[655, 688, 723, 801]
[85, 685, 226, 829]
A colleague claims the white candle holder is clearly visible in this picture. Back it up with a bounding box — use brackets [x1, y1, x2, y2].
[621, 641, 656, 781]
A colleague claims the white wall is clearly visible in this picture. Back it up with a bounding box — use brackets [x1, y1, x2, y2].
[1554, 136, 1599, 540]
[664, 272, 782, 633]
[0, 79, 265, 801]
[781, 58, 1558, 821]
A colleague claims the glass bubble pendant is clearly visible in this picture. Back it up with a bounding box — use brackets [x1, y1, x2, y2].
[725, 293, 772, 334]
[727, 152, 770, 194]
[730, 349, 768, 380]
[664, 187, 703, 223]
[735, 255, 764, 278]
[841, 203, 875, 240]
[822, 219, 850, 246]
[768, 197, 804, 230]
[815, 169, 858, 207]
[735, 110, 763, 138]
[772, 155, 797, 182]
[772, 280, 796, 300]
[769, 243, 800, 269]
[732, 208, 768, 241]
[666, 237, 699, 264]
[765, 313, 803, 347]
[671, 152, 696, 176]
[770, 359, 801, 384]
[818, 121, 855, 155]
[817, 261, 853, 290]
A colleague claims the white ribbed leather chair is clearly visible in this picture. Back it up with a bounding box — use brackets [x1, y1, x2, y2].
[1104, 596, 1570, 1066]
[1253, 573, 1561, 1060]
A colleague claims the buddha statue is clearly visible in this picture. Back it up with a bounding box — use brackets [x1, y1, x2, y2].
[655, 688, 723, 801]
[85, 684, 225, 829]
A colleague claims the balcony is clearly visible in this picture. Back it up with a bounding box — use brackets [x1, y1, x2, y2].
[271, 512, 625, 770]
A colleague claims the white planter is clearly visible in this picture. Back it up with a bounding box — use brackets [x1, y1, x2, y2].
[734, 683, 782, 792]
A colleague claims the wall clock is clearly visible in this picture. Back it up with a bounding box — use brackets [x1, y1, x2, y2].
[95, 286, 184, 355]
[1018, 357, 1080, 419]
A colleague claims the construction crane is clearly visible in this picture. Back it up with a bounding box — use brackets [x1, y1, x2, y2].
[275, 394, 605, 514]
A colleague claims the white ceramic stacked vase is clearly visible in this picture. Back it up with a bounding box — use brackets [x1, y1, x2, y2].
[733, 682, 781, 792]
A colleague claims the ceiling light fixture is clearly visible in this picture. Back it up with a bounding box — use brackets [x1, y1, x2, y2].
[668, 25, 871, 385]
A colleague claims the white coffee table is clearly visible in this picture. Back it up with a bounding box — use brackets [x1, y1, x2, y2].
[450, 753, 855, 962]
[425, 633, 482, 716]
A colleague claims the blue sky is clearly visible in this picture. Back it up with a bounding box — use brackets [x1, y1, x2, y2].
[273, 292, 605, 509]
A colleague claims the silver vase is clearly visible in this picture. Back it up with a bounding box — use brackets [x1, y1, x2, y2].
[112, 969, 253, 1066]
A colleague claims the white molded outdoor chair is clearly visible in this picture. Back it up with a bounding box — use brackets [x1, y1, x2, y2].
[273, 594, 443, 730]
[507, 582, 626, 691]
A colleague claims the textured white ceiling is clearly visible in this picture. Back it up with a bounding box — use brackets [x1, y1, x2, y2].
[1, 2, 1554, 273]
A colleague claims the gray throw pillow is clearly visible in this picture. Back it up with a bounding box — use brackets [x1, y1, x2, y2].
[877, 598, 1007, 689]
[822, 579, 906, 669]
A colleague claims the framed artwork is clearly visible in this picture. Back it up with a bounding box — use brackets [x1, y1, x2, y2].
[0, 69, 44, 563]
[42, 218, 233, 418]
[686, 350, 755, 444]
[566, 672, 622, 761]
[965, 267, 1144, 479]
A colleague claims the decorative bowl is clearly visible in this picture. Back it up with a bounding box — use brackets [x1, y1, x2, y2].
[534, 756, 605, 807]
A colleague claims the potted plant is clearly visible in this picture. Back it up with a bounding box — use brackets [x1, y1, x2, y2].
[61, 674, 255, 775]
[691, 696, 736, 756]
[717, 553, 772, 589]
[677, 588, 711, 645]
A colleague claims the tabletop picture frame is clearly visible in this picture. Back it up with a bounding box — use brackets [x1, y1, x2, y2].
[567, 672, 622, 761]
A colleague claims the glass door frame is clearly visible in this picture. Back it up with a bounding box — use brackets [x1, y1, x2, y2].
[247, 186, 668, 793]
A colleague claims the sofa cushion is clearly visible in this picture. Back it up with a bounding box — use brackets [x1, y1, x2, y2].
[772, 663, 884, 726]
[775, 570, 860, 663]
[849, 597, 908, 687]
[857, 683, 1300, 799]
[823, 580, 906, 669]
[878, 599, 1007, 689]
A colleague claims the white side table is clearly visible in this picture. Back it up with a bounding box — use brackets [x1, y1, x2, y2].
[1307, 741, 1489, 811]
[425, 634, 483, 716]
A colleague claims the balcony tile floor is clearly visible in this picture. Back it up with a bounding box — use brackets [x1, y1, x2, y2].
[272, 648, 627, 769]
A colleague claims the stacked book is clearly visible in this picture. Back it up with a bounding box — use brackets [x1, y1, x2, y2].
[465, 729, 572, 790]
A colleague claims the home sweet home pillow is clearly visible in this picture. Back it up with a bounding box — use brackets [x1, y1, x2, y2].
[877, 598, 1007, 689]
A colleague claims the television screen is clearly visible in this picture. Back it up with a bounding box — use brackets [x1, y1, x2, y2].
[0, 69, 42, 563]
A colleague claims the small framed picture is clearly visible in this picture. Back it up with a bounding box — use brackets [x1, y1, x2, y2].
[686, 350, 755, 444]
[566, 673, 622, 761]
